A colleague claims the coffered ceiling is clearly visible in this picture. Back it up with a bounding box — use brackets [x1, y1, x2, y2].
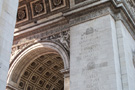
[16, 0, 70, 28]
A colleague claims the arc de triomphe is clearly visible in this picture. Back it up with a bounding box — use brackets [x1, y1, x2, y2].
[0, 0, 135, 90]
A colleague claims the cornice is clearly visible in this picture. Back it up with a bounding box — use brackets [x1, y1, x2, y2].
[14, 0, 135, 44]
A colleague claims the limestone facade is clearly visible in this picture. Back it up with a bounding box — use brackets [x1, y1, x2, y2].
[0, 0, 18, 90]
[0, 0, 134, 90]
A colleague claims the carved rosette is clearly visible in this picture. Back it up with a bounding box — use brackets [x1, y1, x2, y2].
[18, 10, 26, 20]
[31, 0, 46, 17]
[35, 3, 43, 13]
[17, 5, 28, 23]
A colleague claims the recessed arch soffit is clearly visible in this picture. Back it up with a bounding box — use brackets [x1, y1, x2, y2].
[18, 53, 64, 90]
[9, 40, 70, 77]
[16, 0, 70, 27]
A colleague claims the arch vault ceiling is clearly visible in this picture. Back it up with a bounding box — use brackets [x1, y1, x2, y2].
[18, 53, 64, 90]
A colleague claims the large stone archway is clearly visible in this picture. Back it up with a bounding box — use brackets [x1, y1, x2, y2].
[1, 0, 135, 90]
[11, 53, 64, 90]
[6, 41, 70, 90]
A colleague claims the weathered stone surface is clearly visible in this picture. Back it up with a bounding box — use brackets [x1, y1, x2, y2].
[0, 0, 18, 90]
[70, 15, 120, 90]
[116, 20, 135, 90]
[2, 0, 135, 90]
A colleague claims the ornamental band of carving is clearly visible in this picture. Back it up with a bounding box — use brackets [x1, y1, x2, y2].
[11, 31, 70, 59]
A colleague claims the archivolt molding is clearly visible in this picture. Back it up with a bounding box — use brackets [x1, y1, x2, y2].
[42, 30, 70, 53]
[11, 40, 36, 60]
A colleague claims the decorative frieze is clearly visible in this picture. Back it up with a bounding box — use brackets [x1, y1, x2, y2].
[11, 40, 35, 59]
[13, 1, 135, 59]
[43, 30, 70, 52]
[11, 31, 70, 59]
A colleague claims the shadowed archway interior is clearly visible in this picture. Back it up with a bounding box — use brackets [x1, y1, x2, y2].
[18, 53, 64, 90]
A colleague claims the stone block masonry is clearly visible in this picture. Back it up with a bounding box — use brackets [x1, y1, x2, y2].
[0, 0, 18, 90]
[70, 15, 121, 90]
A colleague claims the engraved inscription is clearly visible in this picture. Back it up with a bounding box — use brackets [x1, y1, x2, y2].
[79, 27, 100, 61]
[86, 62, 108, 70]
[78, 27, 107, 90]
[84, 71, 106, 90]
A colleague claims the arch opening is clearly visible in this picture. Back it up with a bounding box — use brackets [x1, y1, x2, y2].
[7, 41, 69, 90]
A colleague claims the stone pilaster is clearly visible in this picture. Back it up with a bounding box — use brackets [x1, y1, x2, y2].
[61, 68, 70, 90]
[70, 15, 122, 90]
[0, 0, 18, 90]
